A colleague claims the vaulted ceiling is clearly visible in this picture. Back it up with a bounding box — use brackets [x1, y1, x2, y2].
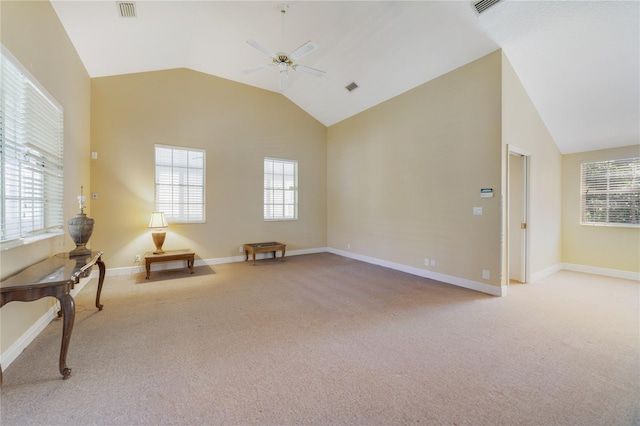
[51, 1, 639, 154]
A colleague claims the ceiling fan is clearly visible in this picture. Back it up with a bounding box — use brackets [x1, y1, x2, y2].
[243, 3, 325, 90]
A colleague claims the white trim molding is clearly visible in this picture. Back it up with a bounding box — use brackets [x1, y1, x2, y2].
[327, 248, 506, 297]
[562, 263, 640, 281]
[531, 263, 563, 283]
[105, 247, 506, 296]
[105, 247, 329, 277]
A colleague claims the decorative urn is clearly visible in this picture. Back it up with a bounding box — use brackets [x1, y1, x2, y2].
[68, 186, 94, 257]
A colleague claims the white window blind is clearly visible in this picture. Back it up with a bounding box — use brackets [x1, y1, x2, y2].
[264, 157, 297, 221]
[581, 157, 640, 226]
[0, 46, 64, 242]
[154, 144, 205, 223]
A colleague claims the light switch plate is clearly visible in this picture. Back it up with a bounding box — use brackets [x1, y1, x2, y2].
[473, 207, 482, 216]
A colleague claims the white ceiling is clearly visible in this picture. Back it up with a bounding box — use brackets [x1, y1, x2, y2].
[50, 0, 639, 154]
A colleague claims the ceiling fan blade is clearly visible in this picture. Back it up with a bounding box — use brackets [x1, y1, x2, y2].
[289, 41, 318, 61]
[293, 64, 325, 78]
[246, 39, 277, 59]
[242, 64, 270, 74]
[279, 70, 288, 90]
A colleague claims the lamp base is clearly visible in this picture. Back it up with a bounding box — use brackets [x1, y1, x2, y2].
[152, 231, 166, 254]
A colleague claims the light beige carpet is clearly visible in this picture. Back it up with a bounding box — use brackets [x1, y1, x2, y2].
[1, 253, 638, 425]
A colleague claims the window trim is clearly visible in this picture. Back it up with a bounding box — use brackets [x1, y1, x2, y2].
[154, 144, 206, 224]
[580, 156, 640, 228]
[264, 157, 298, 221]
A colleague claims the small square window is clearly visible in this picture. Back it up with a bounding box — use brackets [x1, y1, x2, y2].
[581, 157, 639, 227]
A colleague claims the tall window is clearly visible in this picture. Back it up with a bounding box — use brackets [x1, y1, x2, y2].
[155, 144, 205, 223]
[264, 157, 298, 221]
[581, 157, 640, 226]
[0, 46, 64, 243]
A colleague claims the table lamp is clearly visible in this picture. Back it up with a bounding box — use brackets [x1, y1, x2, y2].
[148, 212, 168, 254]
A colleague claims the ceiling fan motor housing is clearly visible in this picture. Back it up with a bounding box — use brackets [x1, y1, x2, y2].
[277, 54, 292, 64]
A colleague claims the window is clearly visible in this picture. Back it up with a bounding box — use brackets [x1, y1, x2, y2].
[155, 144, 205, 223]
[581, 157, 640, 226]
[0, 46, 64, 243]
[264, 157, 298, 220]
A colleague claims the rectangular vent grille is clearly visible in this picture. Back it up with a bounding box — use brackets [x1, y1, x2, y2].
[345, 82, 359, 92]
[118, 2, 136, 18]
[474, 0, 502, 14]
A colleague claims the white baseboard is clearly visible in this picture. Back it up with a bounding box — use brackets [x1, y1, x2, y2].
[0, 305, 58, 371]
[103, 247, 506, 296]
[327, 248, 506, 297]
[0, 275, 93, 371]
[105, 247, 329, 277]
[531, 263, 563, 283]
[561, 263, 640, 281]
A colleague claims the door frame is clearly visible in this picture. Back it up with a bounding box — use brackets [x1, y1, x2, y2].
[507, 145, 531, 284]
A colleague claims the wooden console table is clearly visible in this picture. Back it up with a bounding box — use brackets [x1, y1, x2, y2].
[144, 249, 195, 279]
[244, 242, 286, 266]
[0, 251, 106, 382]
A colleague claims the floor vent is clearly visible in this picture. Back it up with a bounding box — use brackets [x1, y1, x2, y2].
[345, 82, 359, 92]
[474, 0, 502, 14]
[117, 2, 136, 18]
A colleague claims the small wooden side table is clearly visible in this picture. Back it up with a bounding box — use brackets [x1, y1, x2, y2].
[144, 249, 195, 279]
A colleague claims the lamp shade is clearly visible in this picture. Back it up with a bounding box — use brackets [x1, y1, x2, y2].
[148, 212, 168, 228]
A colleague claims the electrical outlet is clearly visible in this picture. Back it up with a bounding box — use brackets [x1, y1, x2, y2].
[347, 243, 351, 250]
[424, 258, 429, 266]
[135, 254, 141, 262]
[430, 259, 436, 267]
[239, 246, 244, 253]
[482, 269, 490, 280]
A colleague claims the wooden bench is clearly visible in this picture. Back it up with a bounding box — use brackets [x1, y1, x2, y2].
[244, 242, 286, 266]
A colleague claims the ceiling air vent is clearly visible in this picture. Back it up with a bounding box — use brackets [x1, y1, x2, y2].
[117, 2, 136, 18]
[345, 82, 359, 92]
[473, 0, 502, 14]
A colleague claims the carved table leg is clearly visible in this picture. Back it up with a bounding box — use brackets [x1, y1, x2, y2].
[95, 257, 106, 310]
[146, 260, 151, 279]
[57, 293, 75, 379]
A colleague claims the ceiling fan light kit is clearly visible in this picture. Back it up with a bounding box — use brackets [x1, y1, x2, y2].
[243, 2, 325, 90]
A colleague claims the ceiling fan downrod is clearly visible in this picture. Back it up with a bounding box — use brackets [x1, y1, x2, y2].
[279, 3, 288, 51]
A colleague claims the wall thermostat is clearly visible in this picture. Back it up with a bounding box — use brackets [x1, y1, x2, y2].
[480, 188, 494, 198]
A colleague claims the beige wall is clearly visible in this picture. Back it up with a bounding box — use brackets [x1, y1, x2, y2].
[327, 51, 503, 288]
[0, 1, 91, 354]
[562, 145, 640, 273]
[90, 69, 327, 269]
[501, 53, 563, 281]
